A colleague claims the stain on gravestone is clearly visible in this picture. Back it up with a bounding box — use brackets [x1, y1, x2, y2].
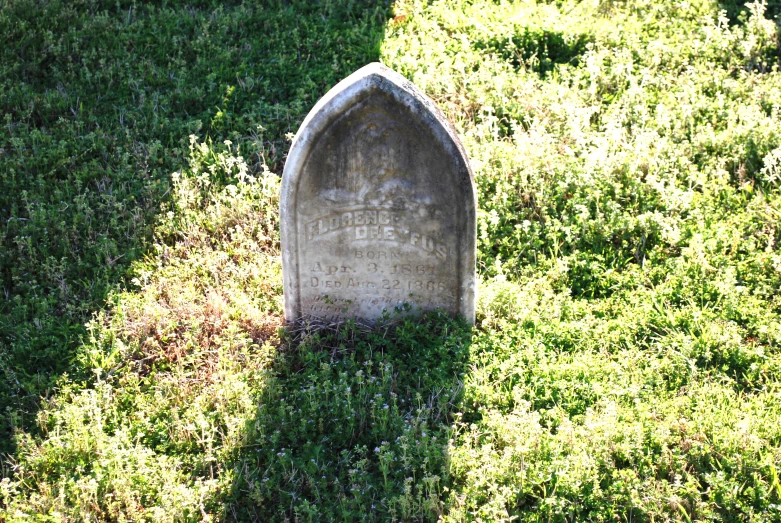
[281, 63, 476, 324]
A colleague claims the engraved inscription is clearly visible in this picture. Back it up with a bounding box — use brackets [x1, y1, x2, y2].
[303, 242, 452, 316]
[306, 209, 394, 239]
[306, 208, 448, 261]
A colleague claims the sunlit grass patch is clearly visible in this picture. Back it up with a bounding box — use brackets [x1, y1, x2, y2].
[2, 140, 284, 520]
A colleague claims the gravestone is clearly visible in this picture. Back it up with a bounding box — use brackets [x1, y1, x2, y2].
[281, 63, 476, 324]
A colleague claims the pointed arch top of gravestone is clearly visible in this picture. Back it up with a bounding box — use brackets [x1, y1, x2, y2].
[281, 62, 476, 325]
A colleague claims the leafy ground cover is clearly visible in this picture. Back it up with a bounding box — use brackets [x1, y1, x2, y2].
[2, 0, 781, 521]
[0, 0, 390, 458]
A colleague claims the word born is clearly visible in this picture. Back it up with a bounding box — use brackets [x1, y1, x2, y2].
[354, 250, 404, 260]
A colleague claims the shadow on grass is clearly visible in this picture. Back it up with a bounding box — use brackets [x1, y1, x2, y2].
[224, 313, 473, 521]
[0, 0, 392, 468]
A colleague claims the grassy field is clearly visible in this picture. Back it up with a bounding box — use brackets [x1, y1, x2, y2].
[2, 0, 781, 520]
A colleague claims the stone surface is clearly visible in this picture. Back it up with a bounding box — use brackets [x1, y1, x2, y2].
[281, 63, 476, 324]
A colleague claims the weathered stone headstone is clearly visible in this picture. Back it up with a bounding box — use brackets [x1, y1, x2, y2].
[281, 63, 476, 324]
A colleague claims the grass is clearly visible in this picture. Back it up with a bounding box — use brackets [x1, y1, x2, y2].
[2, 0, 781, 520]
[0, 0, 391, 458]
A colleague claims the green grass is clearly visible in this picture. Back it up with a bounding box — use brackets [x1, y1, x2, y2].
[2, 0, 781, 520]
[0, 0, 391, 458]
